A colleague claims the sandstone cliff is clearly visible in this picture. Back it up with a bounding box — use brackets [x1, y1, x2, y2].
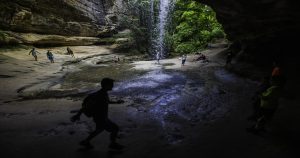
[0, 0, 126, 37]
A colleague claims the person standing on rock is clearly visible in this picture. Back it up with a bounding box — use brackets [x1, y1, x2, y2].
[67, 47, 75, 58]
[247, 77, 282, 133]
[225, 51, 233, 66]
[113, 56, 120, 63]
[28, 48, 40, 61]
[181, 54, 187, 66]
[247, 76, 270, 121]
[46, 50, 54, 63]
[71, 78, 125, 150]
[271, 60, 286, 88]
[156, 52, 161, 64]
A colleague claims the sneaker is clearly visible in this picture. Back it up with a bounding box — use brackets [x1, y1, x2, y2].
[109, 143, 124, 150]
[79, 140, 94, 149]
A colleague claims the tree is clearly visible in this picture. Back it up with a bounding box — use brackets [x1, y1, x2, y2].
[168, 0, 225, 54]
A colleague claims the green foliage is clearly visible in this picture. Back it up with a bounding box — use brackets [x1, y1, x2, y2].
[175, 43, 197, 54]
[116, 0, 225, 56]
[167, 0, 225, 54]
[211, 27, 225, 39]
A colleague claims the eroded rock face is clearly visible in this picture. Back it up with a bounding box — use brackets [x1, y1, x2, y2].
[0, 0, 123, 37]
[200, 0, 300, 64]
[2, 0, 299, 65]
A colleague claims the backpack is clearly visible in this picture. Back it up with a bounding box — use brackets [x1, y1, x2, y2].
[81, 93, 98, 117]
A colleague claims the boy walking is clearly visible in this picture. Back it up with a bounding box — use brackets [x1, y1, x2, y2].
[181, 54, 187, 66]
[71, 78, 124, 150]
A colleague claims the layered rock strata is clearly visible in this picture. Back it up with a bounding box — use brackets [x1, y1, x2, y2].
[0, 0, 118, 37]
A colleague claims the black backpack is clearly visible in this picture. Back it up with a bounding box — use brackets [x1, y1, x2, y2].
[81, 93, 98, 117]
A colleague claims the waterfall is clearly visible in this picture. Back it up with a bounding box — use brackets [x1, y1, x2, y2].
[150, 0, 174, 61]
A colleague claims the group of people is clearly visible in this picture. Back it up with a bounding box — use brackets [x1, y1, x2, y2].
[182, 52, 211, 66]
[155, 53, 187, 66]
[247, 60, 286, 134]
[28, 47, 75, 63]
[29, 48, 54, 63]
[192, 52, 209, 63]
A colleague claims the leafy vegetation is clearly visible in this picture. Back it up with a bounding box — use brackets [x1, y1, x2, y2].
[120, 0, 225, 56]
[167, 0, 225, 55]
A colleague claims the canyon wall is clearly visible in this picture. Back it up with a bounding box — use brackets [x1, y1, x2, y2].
[200, 0, 300, 64]
[0, 0, 125, 36]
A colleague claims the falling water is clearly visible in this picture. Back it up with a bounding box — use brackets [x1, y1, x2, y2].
[150, 0, 174, 60]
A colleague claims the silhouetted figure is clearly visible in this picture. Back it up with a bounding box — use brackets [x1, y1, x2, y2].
[28, 48, 40, 61]
[225, 51, 233, 66]
[46, 50, 54, 63]
[181, 54, 187, 66]
[71, 78, 124, 150]
[247, 77, 282, 133]
[247, 76, 270, 121]
[67, 47, 75, 58]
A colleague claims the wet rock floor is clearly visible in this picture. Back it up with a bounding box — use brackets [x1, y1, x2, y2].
[13, 50, 255, 145]
[2, 46, 296, 158]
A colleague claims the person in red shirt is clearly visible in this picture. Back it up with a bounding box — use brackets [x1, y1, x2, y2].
[271, 61, 286, 88]
[271, 61, 282, 77]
